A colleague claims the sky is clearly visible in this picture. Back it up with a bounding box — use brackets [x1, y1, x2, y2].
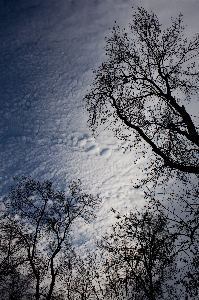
[1, 0, 199, 252]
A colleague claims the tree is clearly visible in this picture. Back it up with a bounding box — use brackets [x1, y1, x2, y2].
[0, 268, 34, 300]
[64, 254, 103, 300]
[144, 189, 199, 298]
[1, 177, 101, 300]
[84, 8, 199, 296]
[99, 209, 179, 300]
[85, 7, 199, 176]
[0, 221, 34, 299]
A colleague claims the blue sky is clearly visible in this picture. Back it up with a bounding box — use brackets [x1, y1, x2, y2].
[1, 0, 199, 250]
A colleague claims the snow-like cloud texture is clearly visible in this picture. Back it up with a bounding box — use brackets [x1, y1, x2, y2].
[1, 0, 199, 250]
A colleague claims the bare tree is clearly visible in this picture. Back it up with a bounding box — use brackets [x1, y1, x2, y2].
[0, 220, 35, 299]
[84, 9, 199, 297]
[85, 7, 199, 176]
[64, 254, 103, 300]
[1, 177, 101, 300]
[99, 209, 179, 300]
[0, 268, 34, 300]
[144, 189, 199, 299]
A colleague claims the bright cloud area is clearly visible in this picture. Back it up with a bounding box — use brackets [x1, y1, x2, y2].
[1, 0, 199, 252]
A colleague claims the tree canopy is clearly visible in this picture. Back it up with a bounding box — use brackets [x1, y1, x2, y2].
[1, 177, 101, 300]
[85, 7, 199, 176]
[99, 209, 178, 300]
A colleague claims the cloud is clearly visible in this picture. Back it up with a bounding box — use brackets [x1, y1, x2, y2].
[1, 0, 199, 250]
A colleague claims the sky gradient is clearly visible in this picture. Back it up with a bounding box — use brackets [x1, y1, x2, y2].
[1, 0, 199, 250]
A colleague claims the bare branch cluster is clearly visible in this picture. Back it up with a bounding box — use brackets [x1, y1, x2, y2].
[85, 7, 199, 175]
[0, 177, 101, 300]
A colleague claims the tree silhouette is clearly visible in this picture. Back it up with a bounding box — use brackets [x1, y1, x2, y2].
[0, 221, 34, 299]
[1, 177, 101, 300]
[64, 254, 103, 300]
[85, 7, 199, 176]
[144, 189, 199, 299]
[85, 8, 199, 297]
[99, 209, 179, 300]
